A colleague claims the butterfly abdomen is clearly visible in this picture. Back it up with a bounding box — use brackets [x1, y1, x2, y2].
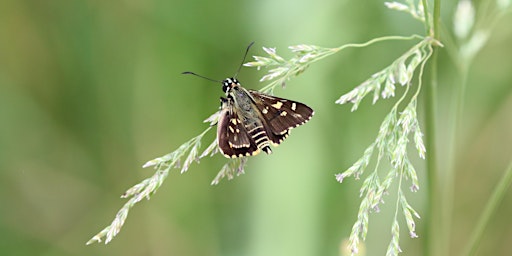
[246, 122, 272, 154]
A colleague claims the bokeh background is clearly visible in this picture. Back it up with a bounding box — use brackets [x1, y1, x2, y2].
[1, 0, 512, 255]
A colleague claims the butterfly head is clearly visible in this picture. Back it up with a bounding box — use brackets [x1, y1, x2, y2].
[222, 78, 240, 94]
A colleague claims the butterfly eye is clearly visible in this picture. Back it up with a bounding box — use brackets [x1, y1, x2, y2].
[222, 82, 229, 93]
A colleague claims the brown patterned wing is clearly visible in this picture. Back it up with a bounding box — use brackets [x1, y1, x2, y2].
[217, 98, 261, 158]
[249, 90, 314, 140]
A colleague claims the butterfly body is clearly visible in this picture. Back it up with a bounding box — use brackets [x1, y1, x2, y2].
[217, 78, 314, 158]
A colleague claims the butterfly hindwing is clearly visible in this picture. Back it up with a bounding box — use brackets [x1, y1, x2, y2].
[217, 98, 260, 158]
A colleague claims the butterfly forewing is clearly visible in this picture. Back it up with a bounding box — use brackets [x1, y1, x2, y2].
[250, 90, 314, 136]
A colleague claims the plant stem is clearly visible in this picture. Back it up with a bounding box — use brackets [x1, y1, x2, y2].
[441, 68, 467, 255]
[424, 46, 439, 256]
[334, 35, 424, 52]
[421, 0, 431, 33]
[424, 0, 441, 255]
[445, 6, 472, 254]
[464, 159, 512, 255]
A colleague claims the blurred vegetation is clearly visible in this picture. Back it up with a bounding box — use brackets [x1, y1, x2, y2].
[1, 0, 511, 255]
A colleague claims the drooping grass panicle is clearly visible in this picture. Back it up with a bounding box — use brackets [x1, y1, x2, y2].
[141, 126, 213, 172]
[386, 219, 402, 256]
[86, 167, 169, 245]
[335, 37, 433, 111]
[400, 192, 421, 238]
[335, 143, 375, 184]
[245, 35, 427, 96]
[244, 45, 340, 94]
[87, 124, 214, 245]
[88, 102, 250, 245]
[211, 157, 248, 185]
[332, 2, 439, 253]
[385, 0, 426, 23]
[385, 158, 419, 256]
[336, 46, 431, 254]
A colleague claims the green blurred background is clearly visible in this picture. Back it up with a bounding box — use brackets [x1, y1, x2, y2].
[1, 0, 512, 255]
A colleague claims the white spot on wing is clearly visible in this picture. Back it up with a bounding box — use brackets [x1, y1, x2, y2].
[272, 101, 283, 109]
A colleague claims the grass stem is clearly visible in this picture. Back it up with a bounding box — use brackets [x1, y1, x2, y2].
[464, 159, 512, 255]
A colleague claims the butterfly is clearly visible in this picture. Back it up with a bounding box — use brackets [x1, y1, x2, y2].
[184, 43, 314, 158]
[216, 78, 314, 158]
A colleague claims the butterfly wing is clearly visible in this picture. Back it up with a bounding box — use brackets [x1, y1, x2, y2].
[217, 98, 261, 158]
[249, 90, 314, 142]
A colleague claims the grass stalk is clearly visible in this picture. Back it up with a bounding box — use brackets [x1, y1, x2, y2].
[464, 159, 512, 255]
[424, 46, 439, 256]
[424, 0, 441, 255]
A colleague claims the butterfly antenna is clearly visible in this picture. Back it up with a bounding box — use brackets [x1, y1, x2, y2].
[233, 41, 255, 78]
[182, 71, 221, 83]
